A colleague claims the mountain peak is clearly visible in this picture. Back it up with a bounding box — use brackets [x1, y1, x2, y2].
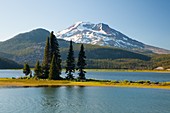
[31, 28, 49, 33]
[97, 23, 109, 29]
[56, 22, 144, 48]
[4, 28, 50, 43]
[56, 22, 170, 54]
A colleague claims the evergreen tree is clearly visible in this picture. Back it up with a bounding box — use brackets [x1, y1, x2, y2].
[66, 41, 75, 80]
[49, 54, 61, 80]
[23, 63, 31, 76]
[42, 37, 50, 78]
[34, 60, 42, 77]
[30, 71, 33, 78]
[49, 31, 62, 75]
[77, 44, 87, 80]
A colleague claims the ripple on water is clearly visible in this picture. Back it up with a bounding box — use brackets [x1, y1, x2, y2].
[0, 87, 170, 113]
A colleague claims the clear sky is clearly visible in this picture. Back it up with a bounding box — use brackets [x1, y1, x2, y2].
[0, 0, 170, 49]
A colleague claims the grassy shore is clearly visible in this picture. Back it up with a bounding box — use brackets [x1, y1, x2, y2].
[0, 78, 170, 90]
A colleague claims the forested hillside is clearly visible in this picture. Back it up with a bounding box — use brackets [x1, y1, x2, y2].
[0, 57, 22, 69]
[0, 28, 169, 70]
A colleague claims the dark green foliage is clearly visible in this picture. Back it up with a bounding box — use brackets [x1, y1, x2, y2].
[86, 79, 111, 82]
[86, 59, 153, 69]
[50, 31, 56, 59]
[30, 71, 33, 78]
[66, 41, 75, 80]
[60, 43, 150, 60]
[151, 54, 170, 69]
[49, 31, 62, 75]
[49, 54, 61, 80]
[42, 37, 50, 78]
[83, 44, 151, 61]
[23, 63, 31, 76]
[34, 60, 42, 77]
[43, 37, 50, 66]
[77, 44, 87, 80]
[136, 80, 151, 84]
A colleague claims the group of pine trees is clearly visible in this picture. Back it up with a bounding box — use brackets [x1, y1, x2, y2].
[23, 31, 86, 80]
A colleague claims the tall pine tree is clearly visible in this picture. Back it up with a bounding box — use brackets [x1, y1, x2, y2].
[49, 54, 61, 80]
[34, 60, 42, 78]
[49, 31, 62, 75]
[77, 44, 87, 80]
[66, 40, 75, 80]
[42, 37, 50, 79]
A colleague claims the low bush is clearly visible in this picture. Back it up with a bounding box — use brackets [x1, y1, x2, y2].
[136, 80, 151, 84]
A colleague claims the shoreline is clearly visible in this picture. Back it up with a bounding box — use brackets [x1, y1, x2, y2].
[85, 69, 170, 73]
[1, 69, 170, 73]
[0, 78, 170, 90]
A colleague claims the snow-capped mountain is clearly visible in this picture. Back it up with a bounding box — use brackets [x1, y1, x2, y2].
[56, 22, 170, 54]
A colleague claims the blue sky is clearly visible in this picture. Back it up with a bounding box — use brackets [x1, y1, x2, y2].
[0, 0, 170, 49]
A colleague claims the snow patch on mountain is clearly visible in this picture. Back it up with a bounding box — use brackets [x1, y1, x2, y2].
[56, 22, 145, 50]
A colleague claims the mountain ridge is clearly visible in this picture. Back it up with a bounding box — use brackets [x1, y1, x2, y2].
[56, 22, 170, 54]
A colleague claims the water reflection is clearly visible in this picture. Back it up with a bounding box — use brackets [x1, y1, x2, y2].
[0, 87, 170, 113]
[39, 86, 87, 113]
[40, 87, 61, 113]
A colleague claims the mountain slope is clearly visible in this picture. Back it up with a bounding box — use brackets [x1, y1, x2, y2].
[0, 28, 150, 66]
[70, 44, 151, 61]
[0, 28, 170, 69]
[56, 22, 170, 54]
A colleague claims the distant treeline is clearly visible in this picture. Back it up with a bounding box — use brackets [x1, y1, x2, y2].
[61, 54, 170, 70]
[87, 54, 170, 69]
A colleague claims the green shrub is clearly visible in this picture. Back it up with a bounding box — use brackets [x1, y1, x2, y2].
[12, 77, 16, 79]
[136, 80, 151, 84]
[111, 80, 119, 83]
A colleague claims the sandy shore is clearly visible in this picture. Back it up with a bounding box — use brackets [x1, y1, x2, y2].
[0, 78, 170, 90]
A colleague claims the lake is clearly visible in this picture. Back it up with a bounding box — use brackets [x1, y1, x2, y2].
[0, 87, 170, 113]
[0, 70, 170, 113]
[0, 70, 170, 82]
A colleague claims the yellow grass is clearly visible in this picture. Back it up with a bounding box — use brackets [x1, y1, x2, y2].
[0, 78, 170, 90]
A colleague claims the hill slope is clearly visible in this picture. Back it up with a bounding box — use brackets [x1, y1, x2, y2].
[0, 28, 50, 54]
[0, 56, 22, 69]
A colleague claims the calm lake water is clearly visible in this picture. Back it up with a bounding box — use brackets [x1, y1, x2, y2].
[0, 70, 170, 82]
[0, 87, 170, 113]
[0, 70, 170, 113]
